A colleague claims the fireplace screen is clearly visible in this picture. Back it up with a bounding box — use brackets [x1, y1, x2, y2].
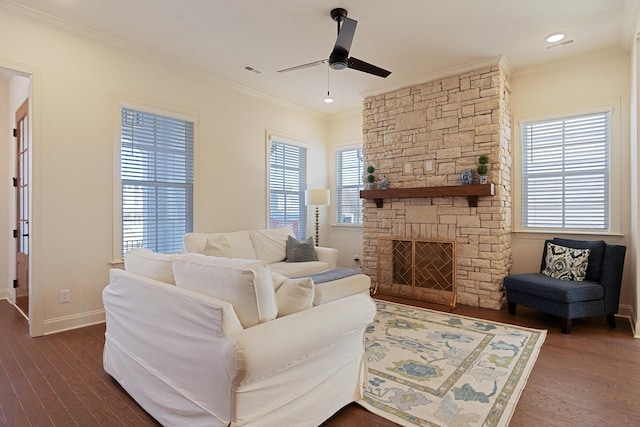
[376, 237, 456, 308]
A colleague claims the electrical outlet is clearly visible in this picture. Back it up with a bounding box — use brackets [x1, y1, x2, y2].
[404, 163, 412, 173]
[60, 289, 70, 303]
[425, 160, 433, 172]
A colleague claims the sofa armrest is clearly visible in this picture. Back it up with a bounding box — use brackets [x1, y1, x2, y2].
[230, 294, 375, 387]
[314, 246, 338, 269]
[600, 244, 626, 314]
[103, 269, 245, 424]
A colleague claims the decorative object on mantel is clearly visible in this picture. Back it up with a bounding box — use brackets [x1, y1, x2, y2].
[460, 168, 474, 185]
[360, 183, 495, 208]
[477, 154, 489, 184]
[305, 189, 330, 246]
[379, 175, 389, 190]
[365, 165, 376, 190]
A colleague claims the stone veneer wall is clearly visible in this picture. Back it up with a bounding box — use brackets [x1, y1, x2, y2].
[361, 62, 512, 309]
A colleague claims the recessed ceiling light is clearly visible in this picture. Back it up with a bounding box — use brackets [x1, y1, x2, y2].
[546, 33, 565, 43]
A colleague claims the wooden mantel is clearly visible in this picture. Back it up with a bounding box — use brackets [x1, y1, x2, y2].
[360, 183, 495, 208]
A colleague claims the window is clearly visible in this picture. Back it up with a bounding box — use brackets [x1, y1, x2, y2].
[120, 107, 194, 255]
[268, 138, 307, 239]
[521, 111, 610, 230]
[335, 147, 364, 224]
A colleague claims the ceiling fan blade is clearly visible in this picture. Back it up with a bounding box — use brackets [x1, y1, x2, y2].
[348, 57, 391, 78]
[277, 59, 327, 73]
[334, 17, 357, 54]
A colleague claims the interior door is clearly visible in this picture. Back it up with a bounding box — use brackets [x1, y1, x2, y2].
[15, 99, 29, 316]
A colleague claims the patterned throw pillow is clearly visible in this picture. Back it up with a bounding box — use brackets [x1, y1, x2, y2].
[542, 242, 591, 281]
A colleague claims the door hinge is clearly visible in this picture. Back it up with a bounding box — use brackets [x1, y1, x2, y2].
[13, 279, 18, 288]
[12, 177, 17, 187]
[13, 229, 18, 238]
[13, 128, 17, 138]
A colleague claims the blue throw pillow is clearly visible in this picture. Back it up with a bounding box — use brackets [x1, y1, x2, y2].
[286, 236, 317, 262]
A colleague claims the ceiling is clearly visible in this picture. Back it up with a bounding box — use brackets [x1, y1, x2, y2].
[3, 0, 639, 114]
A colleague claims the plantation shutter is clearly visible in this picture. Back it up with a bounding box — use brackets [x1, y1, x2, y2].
[269, 139, 307, 239]
[521, 112, 609, 229]
[335, 148, 364, 224]
[121, 107, 194, 255]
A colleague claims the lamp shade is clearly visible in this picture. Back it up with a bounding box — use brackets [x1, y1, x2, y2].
[305, 189, 330, 206]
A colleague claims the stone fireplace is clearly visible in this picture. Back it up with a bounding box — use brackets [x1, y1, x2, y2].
[361, 60, 512, 310]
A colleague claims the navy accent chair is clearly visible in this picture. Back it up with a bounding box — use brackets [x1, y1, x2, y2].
[503, 238, 626, 334]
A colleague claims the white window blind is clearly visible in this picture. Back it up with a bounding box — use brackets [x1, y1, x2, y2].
[335, 147, 364, 224]
[268, 139, 307, 239]
[521, 111, 610, 230]
[121, 107, 194, 255]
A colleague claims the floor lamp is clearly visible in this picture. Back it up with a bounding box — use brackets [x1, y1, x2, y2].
[305, 189, 330, 246]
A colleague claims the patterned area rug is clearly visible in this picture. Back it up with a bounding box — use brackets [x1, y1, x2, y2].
[359, 300, 546, 427]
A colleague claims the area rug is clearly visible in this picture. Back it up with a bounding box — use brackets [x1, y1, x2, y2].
[359, 300, 546, 427]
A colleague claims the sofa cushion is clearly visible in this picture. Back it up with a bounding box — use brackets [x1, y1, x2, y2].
[270, 272, 314, 317]
[173, 253, 277, 328]
[504, 273, 604, 303]
[270, 260, 330, 277]
[286, 236, 317, 262]
[218, 231, 257, 259]
[551, 238, 606, 282]
[204, 235, 233, 257]
[542, 242, 591, 281]
[183, 231, 257, 259]
[124, 248, 179, 285]
[250, 227, 293, 264]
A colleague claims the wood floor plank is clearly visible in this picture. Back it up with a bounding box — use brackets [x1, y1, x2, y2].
[51, 328, 156, 426]
[4, 327, 77, 426]
[44, 334, 130, 427]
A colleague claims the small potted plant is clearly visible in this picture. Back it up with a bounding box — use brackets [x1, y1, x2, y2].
[477, 154, 489, 184]
[365, 165, 376, 190]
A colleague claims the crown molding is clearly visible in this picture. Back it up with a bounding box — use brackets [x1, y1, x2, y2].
[359, 55, 508, 99]
[511, 46, 627, 79]
[0, 0, 325, 118]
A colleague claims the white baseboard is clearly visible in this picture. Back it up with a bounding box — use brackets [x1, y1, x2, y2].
[618, 303, 633, 319]
[617, 304, 638, 338]
[43, 309, 105, 335]
[0, 289, 9, 300]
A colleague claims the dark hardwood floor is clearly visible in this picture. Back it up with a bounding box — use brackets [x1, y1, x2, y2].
[1, 295, 639, 426]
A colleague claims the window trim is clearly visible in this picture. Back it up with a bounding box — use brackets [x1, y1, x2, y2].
[513, 104, 621, 236]
[334, 145, 364, 226]
[265, 130, 308, 240]
[112, 100, 198, 262]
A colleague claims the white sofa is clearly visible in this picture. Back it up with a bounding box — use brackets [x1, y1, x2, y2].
[182, 227, 337, 277]
[103, 250, 376, 427]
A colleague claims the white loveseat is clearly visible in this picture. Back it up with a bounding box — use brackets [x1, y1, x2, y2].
[182, 226, 337, 277]
[103, 250, 376, 427]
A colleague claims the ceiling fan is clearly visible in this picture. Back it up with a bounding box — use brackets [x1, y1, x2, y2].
[277, 8, 391, 78]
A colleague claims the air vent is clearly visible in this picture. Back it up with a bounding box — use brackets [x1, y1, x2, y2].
[544, 39, 575, 50]
[242, 65, 263, 75]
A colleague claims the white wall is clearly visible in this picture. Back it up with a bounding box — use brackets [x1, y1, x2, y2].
[0, 12, 327, 335]
[327, 108, 364, 268]
[510, 49, 633, 311]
